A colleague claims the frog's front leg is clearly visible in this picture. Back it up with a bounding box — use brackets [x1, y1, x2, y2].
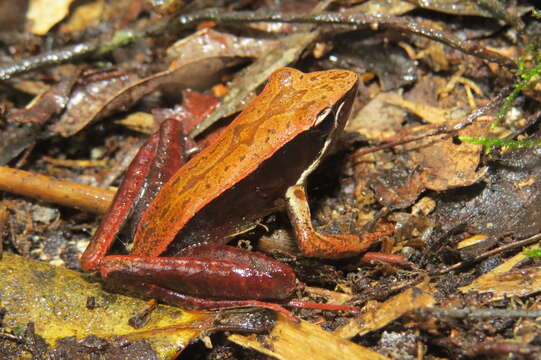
[97, 243, 297, 315]
[285, 183, 373, 259]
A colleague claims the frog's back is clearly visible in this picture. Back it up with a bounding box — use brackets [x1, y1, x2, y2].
[132, 68, 358, 257]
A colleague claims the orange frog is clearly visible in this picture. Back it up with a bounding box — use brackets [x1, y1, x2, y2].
[81, 68, 371, 315]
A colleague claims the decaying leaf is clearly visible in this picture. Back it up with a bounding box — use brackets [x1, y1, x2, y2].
[8, 67, 79, 125]
[379, 94, 488, 191]
[460, 243, 541, 299]
[0, 252, 275, 358]
[407, 121, 488, 191]
[26, 0, 76, 35]
[1, 68, 80, 164]
[334, 285, 435, 339]
[50, 71, 139, 137]
[51, 28, 282, 138]
[230, 313, 390, 360]
[353, 90, 490, 211]
[166, 28, 279, 64]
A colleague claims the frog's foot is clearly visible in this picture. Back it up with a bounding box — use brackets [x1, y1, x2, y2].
[116, 280, 296, 320]
[285, 184, 373, 259]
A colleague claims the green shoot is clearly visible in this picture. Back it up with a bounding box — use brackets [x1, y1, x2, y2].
[523, 248, 541, 258]
[492, 45, 541, 128]
[459, 136, 541, 154]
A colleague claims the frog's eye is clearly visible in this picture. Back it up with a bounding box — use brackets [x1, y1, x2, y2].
[313, 106, 332, 126]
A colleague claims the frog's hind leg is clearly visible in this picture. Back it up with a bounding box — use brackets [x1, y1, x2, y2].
[115, 280, 296, 320]
[80, 118, 188, 272]
[98, 244, 297, 318]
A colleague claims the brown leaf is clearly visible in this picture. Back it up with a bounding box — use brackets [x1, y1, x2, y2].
[409, 121, 488, 191]
[166, 28, 279, 64]
[50, 71, 139, 137]
[51, 27, 279, 138]
[8, 67, 79, 124]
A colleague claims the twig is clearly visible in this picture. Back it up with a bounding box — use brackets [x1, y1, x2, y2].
[431, 232, 541, 276]
[174, 10, 515, 67]
[354, 85, 513, 158]
[0, 166, 114, 214]
[0, 42, 97, 81]
[465, 341, 539, 357]
[416, 307, 541, 319]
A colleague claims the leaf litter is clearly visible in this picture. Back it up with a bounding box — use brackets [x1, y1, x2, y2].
[1, 0, 541, 359]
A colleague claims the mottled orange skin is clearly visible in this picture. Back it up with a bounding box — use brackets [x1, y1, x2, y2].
[133, 68, 358, 257]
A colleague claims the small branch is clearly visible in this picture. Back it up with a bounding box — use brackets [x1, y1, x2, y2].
[354, 85, 513, 158]
[173, 9, 515, 67]
[417, 307, 541, 319]
[431, 232, 541, 276]
[0, 42, 97, 81]
[0, 166, 114, 214]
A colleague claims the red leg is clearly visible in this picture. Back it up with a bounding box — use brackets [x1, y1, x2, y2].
[359, 251, 407, 265]
[80, 119, 187, 271]
[80, 133, 159, 271]
[116, 280, 296, 320]
[126, 119, 187, 239]
[286, 299, 360, 313]
[98, 244, 297, 307]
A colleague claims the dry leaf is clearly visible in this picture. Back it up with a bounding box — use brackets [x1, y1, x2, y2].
[26, 0, 76, 35]
[50, 71, 139, 137]
[0, 252, 212, 358]
[59, 0, 104, 33]
[333, 286, 435, 339]
[230, 313, 389, 360]
[166, 28, 279, 63]
[51, 28, 280, 137]
[460, 243, 541, 299]
[409, 121, 488, 191]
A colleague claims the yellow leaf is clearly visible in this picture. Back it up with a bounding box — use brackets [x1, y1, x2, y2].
[26, 0, 75, 35]
[0, 252, 221, 358]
